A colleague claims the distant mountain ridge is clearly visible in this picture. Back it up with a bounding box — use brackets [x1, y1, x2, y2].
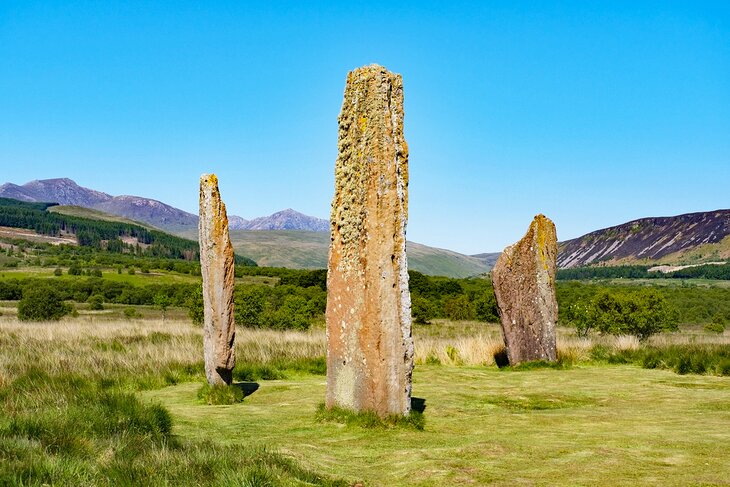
[557, 209, 730, 268]
[0, 178, 327, 233]
[1, 177, 491, 277]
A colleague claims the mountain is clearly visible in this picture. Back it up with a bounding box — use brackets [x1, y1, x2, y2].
[0, 178, 322, 233]
[557, 209, 730, 268]
[174, 229, 490, 278]
[0, 178, 488, 277]
[242, 209, 328, 232]
[0, 178, 112, 206]
[228, 215, 249, 230]
[470, 252, 501, 270]
[94, 195, 198, 231]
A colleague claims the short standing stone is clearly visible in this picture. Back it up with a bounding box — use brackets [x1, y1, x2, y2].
[199, 174, 236, 385]
[492, 214, 558, 365]
[326, 64, 414, 417]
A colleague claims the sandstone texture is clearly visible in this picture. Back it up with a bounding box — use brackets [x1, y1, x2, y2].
[199, 174, 236, 385]
[492, 214, 558, 365]
[326, 64, 414, 417]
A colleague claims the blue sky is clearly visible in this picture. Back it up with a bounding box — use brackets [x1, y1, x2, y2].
[1, 1, 728, 254]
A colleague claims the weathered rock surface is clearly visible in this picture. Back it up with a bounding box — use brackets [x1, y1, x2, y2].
[492, 214, 558, 365]
[199, 174, 236, 385]
[326, 64, 414, 417]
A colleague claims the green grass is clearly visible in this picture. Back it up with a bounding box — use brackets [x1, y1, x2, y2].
[0, 266, 200, 284]
[597, 344, 730, 376]
[144, 364, 730, 486]
[0, 266, 274, 286]
[3, 318, 729, 485]
[197, 383, 246, 405]
[0, 370, 345, 486]
[315, 403, 426, 430]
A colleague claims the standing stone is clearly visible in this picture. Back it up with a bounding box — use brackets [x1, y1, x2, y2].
[492, 214, 558, 365]
[199, 174, 236, 385]
[326, 64, 414, 417]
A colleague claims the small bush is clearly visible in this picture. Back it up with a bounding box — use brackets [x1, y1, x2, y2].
[704, 321, 726, 334]
[197, 383, 244, 405]
[87, 294, 104, 311]
[123, 307, 141, 319]
[315, 403, 425, 431]
[53, 267, 63, 277]
[411, 295, 437, 324]
[17, 285, 71, 321]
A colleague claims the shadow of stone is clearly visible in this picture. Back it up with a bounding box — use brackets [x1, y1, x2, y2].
[494, 349, 510, 368]
[411, 397, 426, 413]
[232, 382, 260, 398]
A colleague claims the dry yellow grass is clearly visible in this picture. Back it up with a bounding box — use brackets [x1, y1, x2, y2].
[2, 317, 728, 381]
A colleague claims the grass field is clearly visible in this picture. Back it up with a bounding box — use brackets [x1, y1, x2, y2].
[0, 266, 275, 286]
[1, 318, 728, 485]
[148, 365, 730, 486]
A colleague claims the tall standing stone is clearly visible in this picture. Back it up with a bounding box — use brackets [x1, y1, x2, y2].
[199, 174, 236, 385]
[326, 64, 414, 417]
[492, 214, 558, 365]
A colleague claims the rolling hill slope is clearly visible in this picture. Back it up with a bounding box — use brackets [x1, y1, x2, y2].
[558, 209, 730, 268]
[176, 228, 490, 278]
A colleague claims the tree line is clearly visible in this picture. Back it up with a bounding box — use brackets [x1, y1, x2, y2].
[557, 263, 730, 280]
[0, 197, 199, 260]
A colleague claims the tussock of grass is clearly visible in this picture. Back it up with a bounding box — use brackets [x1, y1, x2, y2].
[197, 383, 245, 405]
[0, 368, 345, 485]
[592, 343, 730, 376]
[315, 403, 425, 431]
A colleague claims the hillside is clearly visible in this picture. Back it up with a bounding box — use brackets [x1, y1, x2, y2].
[558, 209, 730, 268]
[175, 228, 490, 278]
[48, 205, 159, 229]
[0, 197, 200, 261]
[470, 252, 501, 270]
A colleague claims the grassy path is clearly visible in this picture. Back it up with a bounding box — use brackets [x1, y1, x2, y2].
[144, 365, 730, 486]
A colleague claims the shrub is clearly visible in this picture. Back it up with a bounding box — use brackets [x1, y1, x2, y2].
[567, 289, 679, 341]
[17, 284, 71, 321]
[444, 295, 475, 321]
[124, 307, 141, 319]
[704, 321, 726, 334]
[88, 294, 104, 311]
[474, 293, 500, 323]
[53, 267, 63, 277]
[235, 286, 267, 326]
[186, 285, 204, 326]
[411, 295, 437, 324]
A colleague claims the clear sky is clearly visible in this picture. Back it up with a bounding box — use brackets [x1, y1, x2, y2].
[1, 1, 728, 255]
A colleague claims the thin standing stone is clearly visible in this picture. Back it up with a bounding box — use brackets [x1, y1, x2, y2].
[199, 174, 236, 385]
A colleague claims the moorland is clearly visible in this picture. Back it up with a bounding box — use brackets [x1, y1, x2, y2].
[0, 196, 729, 485]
